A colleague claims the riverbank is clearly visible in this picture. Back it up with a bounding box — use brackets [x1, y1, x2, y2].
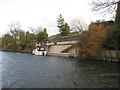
[1, 48, 32, 53]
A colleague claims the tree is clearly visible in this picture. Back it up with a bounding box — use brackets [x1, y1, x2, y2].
[115, 1, 120, 22]
[89, 20, 119, 50]
[115, 1, 120, 50]
[18, 30, 26, 43]
[28, 26, 43, 34]
[26, 31, 31, 43]
[60, 23, 70, 36]
[43, 28, 48, 42]
[2, 34, 14, 50]
[57, 14, 65, 28]
[70, 18, 87, 32]
[57, 14, 70, 36]
[36, 32, 46, 44]
[17, 30, 26, 50]
[77, 24, 107, 59]
[36, 28, 48, 44]
[44, 28, 47, 34]
[91, 0, 119, 18]
[91, 0, 120, 50]
[8, 22, 21, 46]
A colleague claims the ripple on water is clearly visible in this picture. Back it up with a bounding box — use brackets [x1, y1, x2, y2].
[1, 51, 118, 88]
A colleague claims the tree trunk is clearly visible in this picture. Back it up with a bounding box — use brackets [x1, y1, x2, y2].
[115, 1, 120, 23]
[115, 1, 120, 50]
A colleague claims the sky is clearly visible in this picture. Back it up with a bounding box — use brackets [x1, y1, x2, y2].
[0, 0, 113, 37]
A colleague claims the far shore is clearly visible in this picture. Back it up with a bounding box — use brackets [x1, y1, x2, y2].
[1, 49, 32, 53]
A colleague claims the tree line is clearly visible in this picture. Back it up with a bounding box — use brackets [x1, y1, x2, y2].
[1, 14, 79, 52]
[2, 22, 48, 52]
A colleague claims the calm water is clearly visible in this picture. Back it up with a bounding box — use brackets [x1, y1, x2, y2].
[1, 51, 119, 88]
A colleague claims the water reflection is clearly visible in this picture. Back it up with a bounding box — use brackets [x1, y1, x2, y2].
[1, 51, 118, 88]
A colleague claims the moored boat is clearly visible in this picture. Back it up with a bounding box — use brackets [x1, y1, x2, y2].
[32, 47, 47, 56]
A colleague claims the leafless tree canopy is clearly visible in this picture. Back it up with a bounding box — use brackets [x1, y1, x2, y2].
[70, 18, 88, 32]
[8, 21, 21, 38]
[28, 26, 43, 34]
[92, 0, 118, 10]
[91, 0, 119, 18]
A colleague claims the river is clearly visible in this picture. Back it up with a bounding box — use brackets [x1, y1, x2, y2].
[1, 51, 118, 88]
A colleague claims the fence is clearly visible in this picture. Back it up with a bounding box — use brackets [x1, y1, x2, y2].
[95, 51, 120, 62]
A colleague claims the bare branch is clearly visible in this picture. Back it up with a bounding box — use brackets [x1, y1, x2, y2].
[70, 18, 88, 32]
[92, 0, 118, 11]
[91, 0, 119, 19]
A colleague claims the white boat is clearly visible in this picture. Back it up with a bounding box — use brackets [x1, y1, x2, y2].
[32, 47, 47, 56]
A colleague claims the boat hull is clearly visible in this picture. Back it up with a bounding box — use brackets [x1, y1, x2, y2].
[32, 49, 47, 56]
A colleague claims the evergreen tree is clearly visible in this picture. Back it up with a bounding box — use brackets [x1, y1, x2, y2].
[57, 14, 70, 36]
[36, 28, 48, 44]
[57, 14, 65, 28]
[43, 28, 48, 42]
[61, 23, 70, 36]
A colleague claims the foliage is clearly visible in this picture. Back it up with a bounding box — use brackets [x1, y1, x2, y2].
[60, 23, 70, 36]
[57, 14, 70, 36]
[48, 32, 80, 42]
[18, 42, 26, 50]
[89, 20, 114, 29]
[57, 14, 65, 27]
[2, 22, 49, 52]
[91, 1, 120, 51]
[89, 20, 120, 50]
[77, 24, 107, 59]
[2, 34, 11, 45]
[26, 43, 33, 48]
[26, 31, 31, 43]
[103, 25, 119, 50]
[48, 34, 61, 42]
[36, 28, 48, 44]
[18, 30, 26, 43]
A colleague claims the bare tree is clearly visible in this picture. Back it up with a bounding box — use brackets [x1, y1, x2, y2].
[91, 0, 120, 19]
[115, 1, 120, 22]
[8, 21, 21, 45]
[28, 27, 37, 34]
[28, 26, 43, 34]
[70, 18, 88, 32]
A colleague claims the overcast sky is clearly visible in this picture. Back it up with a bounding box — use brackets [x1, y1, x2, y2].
[0, 0, 113, 37]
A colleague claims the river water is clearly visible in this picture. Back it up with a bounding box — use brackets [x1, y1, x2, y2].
[1, 51, 118, 88]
